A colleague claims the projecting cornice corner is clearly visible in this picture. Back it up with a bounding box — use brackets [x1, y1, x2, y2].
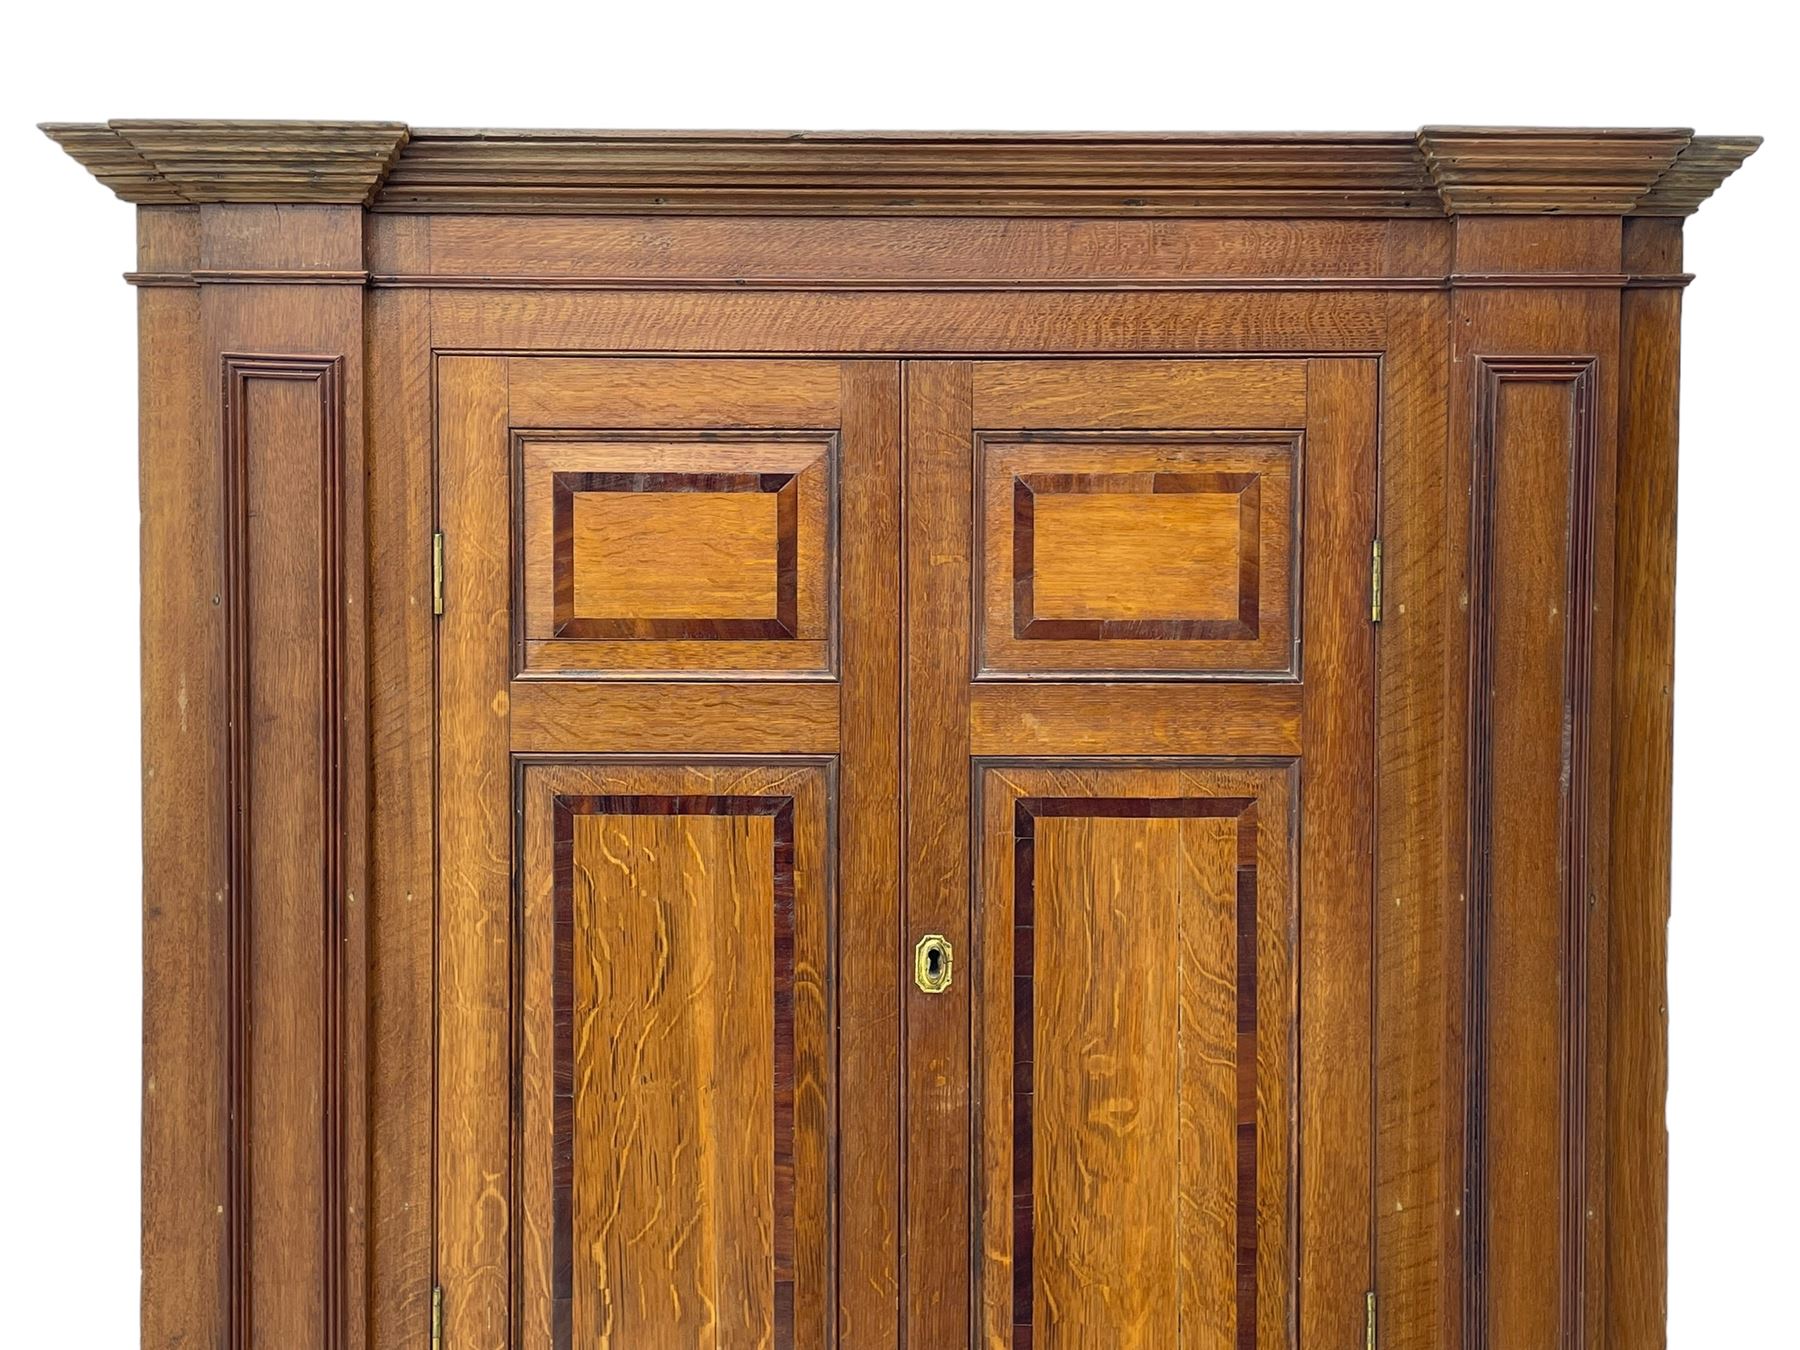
[1632, 135, 1763, 216]
[1417, 126, 1762, 216]
[40, 119, 410, 205]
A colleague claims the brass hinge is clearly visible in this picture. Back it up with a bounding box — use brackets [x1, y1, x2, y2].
[1366, 1289, 1376, 1350]
[432, 531, 445, 618]
[430, 1284, 443, 1350]
[1370, 537, 1384, 623]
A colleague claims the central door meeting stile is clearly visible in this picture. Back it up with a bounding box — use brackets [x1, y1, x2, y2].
[434, 352, 1377, 1349]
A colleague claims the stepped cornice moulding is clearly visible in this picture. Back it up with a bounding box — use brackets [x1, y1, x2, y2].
[41, 120, 410, 205]
[42, 121, 1757, 217]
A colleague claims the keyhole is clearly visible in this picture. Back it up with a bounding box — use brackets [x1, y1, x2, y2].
[915, 934, 951, 993]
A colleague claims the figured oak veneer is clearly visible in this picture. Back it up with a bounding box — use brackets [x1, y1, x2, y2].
[518, 761, 834, 1349]
[976, 765, 1296, 1349]
[512, 366, 841, 679]
[47, 121, 1756, 1350]
[519, 434, 834, 663]
[980, 432, 1299, 676]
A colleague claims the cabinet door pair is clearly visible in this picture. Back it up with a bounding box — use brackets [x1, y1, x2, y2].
[435, 355, 1376, 1348]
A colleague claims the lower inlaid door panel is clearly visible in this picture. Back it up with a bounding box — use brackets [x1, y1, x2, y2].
[974, 763, 1295, 1349]
[516, 760, 836, 1349]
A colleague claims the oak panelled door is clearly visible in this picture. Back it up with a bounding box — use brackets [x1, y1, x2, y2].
[435, 353, 1375, 1348]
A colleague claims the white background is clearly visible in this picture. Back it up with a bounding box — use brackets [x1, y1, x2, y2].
[2, 4, 1794, 1343]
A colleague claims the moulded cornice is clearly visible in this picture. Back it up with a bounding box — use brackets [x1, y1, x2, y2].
[42, 121, 1758, 217]
[41, 119, 410, 205]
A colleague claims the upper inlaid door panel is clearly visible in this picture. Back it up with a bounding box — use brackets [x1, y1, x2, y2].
[972, 360, 1307, 679]
[508, 359, 843, 679]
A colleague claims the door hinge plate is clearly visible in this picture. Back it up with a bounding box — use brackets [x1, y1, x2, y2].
[1370, 537, 1383, 623]
[431, 1284, 443, 1349]
[1366, 1289, 1376, 1350]
[432, 531, 445, 618]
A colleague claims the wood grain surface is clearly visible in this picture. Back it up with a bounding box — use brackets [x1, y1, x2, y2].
[69, 139, 1752, 1347]
[901, 362, 976, 1347]
[834, 362, 905, 1346]
[364, 245, 438, 1348]
[975, 765, 1296, 1350]
[1453, 248, 1622, 1350]
[434, 356, 515, 1349]
[1296, 359, 1379, 1348]
[517, 425, 836, 678]
[515, 762, 833, 1349]
[977, 430, 1299, 678]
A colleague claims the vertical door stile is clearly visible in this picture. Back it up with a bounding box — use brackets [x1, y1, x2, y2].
[901, 362, 976, 1349]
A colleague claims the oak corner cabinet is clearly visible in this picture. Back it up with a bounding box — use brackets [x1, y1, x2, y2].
[46, 119, 1758, 1350]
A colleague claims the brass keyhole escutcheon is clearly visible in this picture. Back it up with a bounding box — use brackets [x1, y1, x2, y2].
[914, 934, 953, 994]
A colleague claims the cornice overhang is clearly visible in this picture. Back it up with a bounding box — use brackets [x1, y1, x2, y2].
[41, 119, 410, 205]
[42, 121, 1758, 218]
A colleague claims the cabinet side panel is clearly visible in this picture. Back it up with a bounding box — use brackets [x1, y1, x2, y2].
[1457, 281, 1620, 1350]
[1375, 289, 1463, 1350]
[367, 212, 438, 1349]
[193, 200, 372, 1350]
[1607, 218, 1683, 1350]
[140, 218, 225, 1350]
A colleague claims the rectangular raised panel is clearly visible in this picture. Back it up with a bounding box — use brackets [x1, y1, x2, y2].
[518, 760, 834, 1350]
[220, 354, 349, 1347]
[979, 433, 1298, 677]
[1467, 357, 1600, 1350]
[976, 764, 1296, 1349]
[519, 432, 835, 676]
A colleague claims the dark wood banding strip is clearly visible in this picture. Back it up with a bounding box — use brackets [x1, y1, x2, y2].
[1234, 477, 1262, 632]
[549, 799, 575, 1349]
[1235, 804, 1259, 1350]
[550, 470, 799, 639]
[770, 799, 799, 1339]
[1011, 478, 1037, 645]
[220, 353, 348, 1350]
[773, 473, 799, 638]
[1465, 357, 1599, 1350]
[550, 792, 797, 1350]
[1010, 794, 1256, 1347]
[1010, 803, 1036, 1343]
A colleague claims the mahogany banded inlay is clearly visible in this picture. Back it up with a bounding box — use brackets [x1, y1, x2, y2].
[1011, 473, 1263, 641]
[551, 470, 801, 639]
